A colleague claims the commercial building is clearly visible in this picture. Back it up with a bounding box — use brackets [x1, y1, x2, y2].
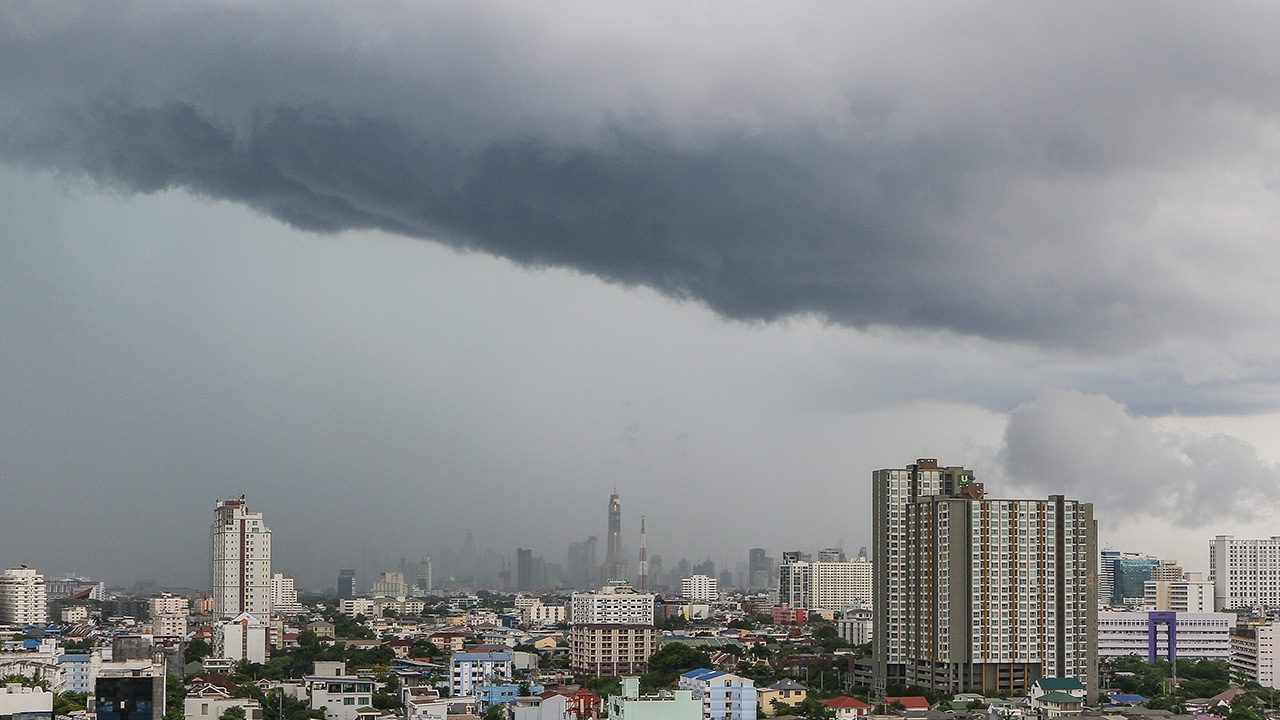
[1097, 611, 1235, 661]
[604, 494, 628, 585]
[872, 459, 1097, 698]
[681, 576, 718, 602]
[211, 497, 272, 623]
[678, 670, 756, 720]
[1111, 557, 1159, 608]
[1210, 536, 1280, 611]
[0, 568, 48, 625]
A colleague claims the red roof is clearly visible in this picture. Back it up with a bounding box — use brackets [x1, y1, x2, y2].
[886, 696, 930, 709]
[823, 697, 870, 709]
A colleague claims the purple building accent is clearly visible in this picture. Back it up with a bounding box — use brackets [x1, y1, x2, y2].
[1148, 611, 1177, 663]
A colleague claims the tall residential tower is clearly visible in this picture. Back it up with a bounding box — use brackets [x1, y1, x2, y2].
[211, 497, 272, 623]
[873, 459, 1097, 699]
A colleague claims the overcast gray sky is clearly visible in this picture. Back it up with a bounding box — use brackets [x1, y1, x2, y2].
[4, 2, 1280, 590]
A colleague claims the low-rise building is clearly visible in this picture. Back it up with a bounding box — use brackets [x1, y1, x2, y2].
[757, 680, 806, 716]
[305, 663, 376, 720]
[0, 682, 53, 720]
[678, 669, 756, 720]
[450, 652, 513, 697]
[609, 677, 701, 720]
[821, 697, 870, 720]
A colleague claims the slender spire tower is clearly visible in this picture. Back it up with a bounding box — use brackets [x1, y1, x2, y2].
[638, 516, 649, 592]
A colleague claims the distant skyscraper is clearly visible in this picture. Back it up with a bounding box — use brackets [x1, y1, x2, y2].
[338, 569, 355, 599]
[749, 548, 769, 590]
[416, 558, 433, 594]
[211, 497, 272, 623]
[603, 493, 628, 583]
[638, 517, 649, 592]
[517, 548, 533, 591]
[568, 537, 599, 589]
[872, 459, 1097, 698]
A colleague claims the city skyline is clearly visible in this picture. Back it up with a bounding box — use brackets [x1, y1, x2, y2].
[6, 4, 1280, 588]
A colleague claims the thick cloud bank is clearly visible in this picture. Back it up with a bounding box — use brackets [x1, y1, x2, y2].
[1000, 389, 1280, 526]
[5, 3, 1280, 353]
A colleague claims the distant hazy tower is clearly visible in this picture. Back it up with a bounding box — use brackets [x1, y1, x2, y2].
[638, 517, 649, 592]
[601, 493, 629, 583]
[607, 494, 622, 567]
[211, 497, 272, 623]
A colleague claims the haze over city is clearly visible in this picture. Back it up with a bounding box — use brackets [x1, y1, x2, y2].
[5, 3, 1280, 590]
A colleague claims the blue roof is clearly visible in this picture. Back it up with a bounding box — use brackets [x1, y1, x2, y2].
[452, 652, 512, 661]
[59, 654, 90, 662]
[681, 669, 724, 680]
[1109, 694, 1149, 704]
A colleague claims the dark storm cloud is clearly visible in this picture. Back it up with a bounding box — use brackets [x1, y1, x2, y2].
[999, 389, 1280, 526]
[5, 2, 1280, 353]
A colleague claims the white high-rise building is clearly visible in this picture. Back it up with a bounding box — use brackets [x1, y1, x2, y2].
[0, 567, 48, 625]
[211, 497, 272, 623]
[872, 459, 1097, 698]
[1209, 536, 1280, 611]
[569, 586, 655, 625]
[270, 573, 300, 611]
[681, 575, 719, 602]
[778, 556, 873, 610]
[1231, 623, 1280, 690]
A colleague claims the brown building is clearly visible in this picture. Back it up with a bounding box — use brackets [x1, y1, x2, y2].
[568, 624, 656, 676]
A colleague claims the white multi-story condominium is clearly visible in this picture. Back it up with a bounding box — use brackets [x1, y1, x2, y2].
[872, 459, 1097, 699]
[811, 558, 872, 610]
[0, 567, 48, 625]
[449, 651, 513, 696]
[215, 613, 269, 664]
[779, 557, 872, 610]
[150, 592, 188, 617]
[211, 497, 272, 623]
[568, 624, 656, 676]
[1209, 536, 1280, 611]
[678, 669, 757, 720]
[570, 586, 655, 625]
[1144, 575, 1214, 612]
[1098, 611, 1234, 661]
[519, 601, 566, 626]
[609, 677, 701, 720]
[153, 613, 188, 638]
[45, 578, 105, 601]
[838, 605, 873, 646]
[1231, 623, 1280, 690]
[682, 575, 719, 602]
[270, 573, 301, 611]
[778, 557, 811, 609]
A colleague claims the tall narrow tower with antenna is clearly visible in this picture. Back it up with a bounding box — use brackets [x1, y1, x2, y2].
[638, 516, 649, 592]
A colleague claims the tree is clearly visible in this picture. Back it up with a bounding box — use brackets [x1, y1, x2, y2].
[640, 643, 713, 691]
[481, 704, 508, 720]
[188, 638, 214, 662]
[220, 707, 247, 720]
[54, 691, 88, 716]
